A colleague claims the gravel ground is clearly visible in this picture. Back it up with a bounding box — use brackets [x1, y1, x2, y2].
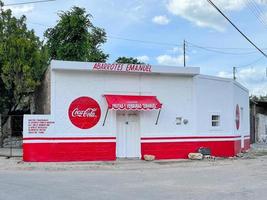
[0, 150, 267, 200]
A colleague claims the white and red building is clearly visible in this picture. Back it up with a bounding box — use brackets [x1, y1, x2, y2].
[23, 60, 250, 162]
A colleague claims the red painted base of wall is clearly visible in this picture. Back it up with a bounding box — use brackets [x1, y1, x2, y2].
[141, 141, 241, 159]
[23, 142, 116, 162]
[242, 138, 250, 152]
[23, 137, 248, 162]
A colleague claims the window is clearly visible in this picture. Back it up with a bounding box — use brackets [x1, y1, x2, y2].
[211, 115, 220, 127]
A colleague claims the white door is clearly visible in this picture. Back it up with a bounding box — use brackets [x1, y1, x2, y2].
[116, 112, 140, 158]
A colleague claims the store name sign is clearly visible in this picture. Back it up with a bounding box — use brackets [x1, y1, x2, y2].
[92, 63, 152, 73]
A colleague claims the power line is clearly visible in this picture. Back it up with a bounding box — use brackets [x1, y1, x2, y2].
[207, 0, 267, 58]
[238, 56, 265, 68]
[108, 36, 266, 55]
[29, 22, 49, 27]
[250, 0, 267, 22]
[16, 20, 267, 56]
[19, 20, 267, 53]
[187, 41, 267, 50]
[246, 0, 267, 27]
[107, 35, 183, 47]
[187, 41, 259, 55]
[4, 0, 56, 6]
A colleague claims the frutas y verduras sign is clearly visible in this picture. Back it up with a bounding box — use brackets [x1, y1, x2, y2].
[68, 96, 101, 129]
[93, 63, 152, 73]
[112, 103, 157, 110]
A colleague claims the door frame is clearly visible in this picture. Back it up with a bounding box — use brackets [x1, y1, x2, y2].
[116, 111, 141, 158]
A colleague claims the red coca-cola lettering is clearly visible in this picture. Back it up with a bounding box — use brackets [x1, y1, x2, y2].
[71, 108, 97, 117]
[68, 97, 101, 129]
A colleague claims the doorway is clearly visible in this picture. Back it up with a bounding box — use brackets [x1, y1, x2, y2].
[116, 112, 140, 158]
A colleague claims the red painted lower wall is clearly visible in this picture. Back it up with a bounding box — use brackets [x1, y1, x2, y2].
[141, 140, 241, 159]
[242, 138, 250, 151]
[23, 142, 116, 162]
[23, 137, 247, 162]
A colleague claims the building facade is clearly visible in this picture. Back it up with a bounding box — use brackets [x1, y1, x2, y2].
[23, 60, 250, 162]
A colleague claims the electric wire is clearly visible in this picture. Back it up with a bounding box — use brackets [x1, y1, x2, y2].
[250, 0, 266, 21]
[4, 0, 56, 6]
[207, 0, 267, 58]
[187, 41, 259, 55]
[23, 22, 267, 55]
[107, 35, 183, 47]
[246, 0, 267, 27]
[238, 56, 265, 68]
[252, 0, 267, 26]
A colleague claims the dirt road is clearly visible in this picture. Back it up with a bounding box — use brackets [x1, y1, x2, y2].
[0, 151, 267, 200]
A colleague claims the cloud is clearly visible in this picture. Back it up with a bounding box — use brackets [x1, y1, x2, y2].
[156, 54, 188, 66]
[4, 5, 34, 16]
[166, 0, 247, 31]
[152, 15, 170, 25]
[136, 55, 150, 63]
[218, 67, 267, 96]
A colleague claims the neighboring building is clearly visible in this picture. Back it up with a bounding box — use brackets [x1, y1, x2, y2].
[250, 100, 267, 143]
[33, 66, 51, 114]
[23, 60, 250, 162]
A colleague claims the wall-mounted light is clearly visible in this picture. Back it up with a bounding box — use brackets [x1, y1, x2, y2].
[183, 119, 188, 125]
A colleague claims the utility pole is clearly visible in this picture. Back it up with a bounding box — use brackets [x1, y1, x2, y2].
[183, 40, 186, 67]
[233, 67, 236, 80]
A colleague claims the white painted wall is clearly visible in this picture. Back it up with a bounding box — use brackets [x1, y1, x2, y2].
[194, 75, 233, 135]
[233, 82, 250, 137]
[51, 70, 195, 137]
[193, 75, 249, 136]
[23, 61, 249, 139]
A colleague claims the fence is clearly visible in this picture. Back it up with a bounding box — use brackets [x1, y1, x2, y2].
[0, 114, 23, 157]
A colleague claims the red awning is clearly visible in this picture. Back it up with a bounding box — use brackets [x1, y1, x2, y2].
[104, 95, 162, 110]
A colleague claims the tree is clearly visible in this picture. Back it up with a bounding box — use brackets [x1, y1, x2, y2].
[44, 6, 108, 62]
[250, 95, 267, 102]
[0, 1, 48, 145]
[115, 57, 144, 64]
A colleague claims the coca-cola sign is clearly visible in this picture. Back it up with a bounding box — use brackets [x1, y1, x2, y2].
[68, 97, 101, 129]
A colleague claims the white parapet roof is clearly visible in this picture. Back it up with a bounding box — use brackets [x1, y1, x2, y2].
[51, 60, 200, 76]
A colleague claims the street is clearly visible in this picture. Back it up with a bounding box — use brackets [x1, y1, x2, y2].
[0, 154, 267, 200]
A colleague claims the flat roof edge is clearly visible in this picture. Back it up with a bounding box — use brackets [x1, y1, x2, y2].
[196, 74, 249, 93]
[50, 60, 200, 76]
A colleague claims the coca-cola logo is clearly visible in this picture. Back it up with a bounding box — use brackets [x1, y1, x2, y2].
[68, 97, 101, 129]
[71, 108, 97, 118]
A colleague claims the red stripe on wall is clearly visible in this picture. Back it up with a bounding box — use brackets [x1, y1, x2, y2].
[141, 140, 241, 159]
[23, 142, 116, 162]
[141, 136, 242, 140]
[23, 137, 116, 140]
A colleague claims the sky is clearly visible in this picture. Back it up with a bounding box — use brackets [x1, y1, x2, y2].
[2, 0, 267, 96]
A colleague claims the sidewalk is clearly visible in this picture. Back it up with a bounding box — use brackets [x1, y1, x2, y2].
[0, 144, 267, 162]
[0, 148, 22, 157]
[251, 143, 267, 152]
